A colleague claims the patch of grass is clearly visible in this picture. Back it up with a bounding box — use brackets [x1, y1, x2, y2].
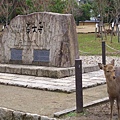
[66, 112, 77, 117]
[60, 109, 89, 119]
[78, 33, 120, 56]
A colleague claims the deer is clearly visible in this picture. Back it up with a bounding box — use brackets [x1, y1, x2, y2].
[105, 29, 116, 36]
[98, 59, 120, 120]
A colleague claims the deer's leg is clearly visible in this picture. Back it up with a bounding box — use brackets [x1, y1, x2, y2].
[109, 97, 114, 120]
[117, 97, 120, 120]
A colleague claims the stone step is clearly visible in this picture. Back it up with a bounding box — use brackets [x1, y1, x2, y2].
[0, 64, 99, 78]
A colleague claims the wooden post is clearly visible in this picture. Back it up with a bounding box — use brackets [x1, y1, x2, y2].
[75, 59, 83, 113]
[118, 24, 120, 43]
[102, 41, 106, 65]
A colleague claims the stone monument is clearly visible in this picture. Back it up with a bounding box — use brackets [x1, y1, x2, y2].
[1, 12, 79, 68]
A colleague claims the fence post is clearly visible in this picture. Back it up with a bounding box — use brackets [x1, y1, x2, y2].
[75, 59, 83, 113]
[102, 41, 106, 65]
[118, 25, 120, 43]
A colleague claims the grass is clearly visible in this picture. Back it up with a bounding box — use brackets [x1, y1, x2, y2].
[78, 33, 120, 56]
[59, 109, 89, 119]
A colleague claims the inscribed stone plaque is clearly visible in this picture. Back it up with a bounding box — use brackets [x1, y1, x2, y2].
[33, 50, 49, 62]
[11, 49, 22, 60]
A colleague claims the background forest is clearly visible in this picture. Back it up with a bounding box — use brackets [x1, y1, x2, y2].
[0, 0, 120, 26]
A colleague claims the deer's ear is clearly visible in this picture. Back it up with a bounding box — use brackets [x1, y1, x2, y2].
[98, 63, 105, 70]
[111, 59, 115, 66]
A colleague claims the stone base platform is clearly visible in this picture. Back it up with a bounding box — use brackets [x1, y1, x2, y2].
[0, 64, 99, 78]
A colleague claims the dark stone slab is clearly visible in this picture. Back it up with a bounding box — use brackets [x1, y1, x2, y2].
[33, 49, 49, 62]
[11, 49, 22, 60]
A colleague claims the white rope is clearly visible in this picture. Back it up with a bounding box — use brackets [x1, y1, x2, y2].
[79, 44, 120, 55]
[106, 44, 120, 52]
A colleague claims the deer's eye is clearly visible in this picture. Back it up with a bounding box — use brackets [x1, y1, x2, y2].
[107, 71, 109, 73]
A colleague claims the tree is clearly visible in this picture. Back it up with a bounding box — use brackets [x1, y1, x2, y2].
[48, 0, 66, 13]
[112, 0, 120, 42]
[0, 0, 82, 25]
[0, 0, 14, 24]
[0, 0, 23, 24]
[79, 3, 92, 21]
[92, 0, 120, 42]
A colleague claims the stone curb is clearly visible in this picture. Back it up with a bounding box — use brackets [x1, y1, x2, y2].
[0, 107, 56, 120]
[54, 97, 109, 117]
[0, 64, 99, 78]
[0, 65, 104, 93]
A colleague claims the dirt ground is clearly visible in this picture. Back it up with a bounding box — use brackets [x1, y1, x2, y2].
[76, 25, 95, 33]
[60, 102, 118, 120]
[0, 84, 113, 120]
[76, 24, 110, 33]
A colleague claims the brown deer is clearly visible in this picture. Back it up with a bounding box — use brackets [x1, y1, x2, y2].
[105, 29, 116, 36]
[98, 59, 120, 120]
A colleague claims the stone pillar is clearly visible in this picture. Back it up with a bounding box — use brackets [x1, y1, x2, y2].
[1, 12, 79, 67]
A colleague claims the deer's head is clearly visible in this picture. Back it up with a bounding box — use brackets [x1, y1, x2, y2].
[98, 59, 116, 81]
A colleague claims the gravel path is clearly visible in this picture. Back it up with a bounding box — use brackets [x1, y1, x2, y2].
[80, 56, 120, 67]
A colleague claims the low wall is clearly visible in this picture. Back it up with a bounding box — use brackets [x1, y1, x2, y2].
[0, 64, 99, 78]
[0, 107, 56, 120]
